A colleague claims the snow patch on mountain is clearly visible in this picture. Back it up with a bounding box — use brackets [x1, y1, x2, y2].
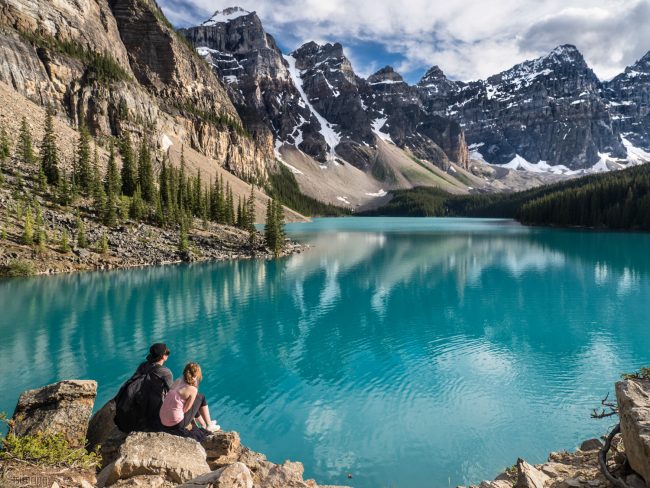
[202, 7, 250, 25]
[371, 116, 393, 143]
[622, 137, 650, 164]
[284, 54, 341, 160]
[503, 155, 576, 175]
[365, 189, 388, 197]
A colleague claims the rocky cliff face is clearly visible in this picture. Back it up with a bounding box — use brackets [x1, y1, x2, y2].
[604, 52, 650, 152]
[419, 45, 626, 170]
[0, 0, 272, 182]
[179, 8, 333, 166]
[363, 65, 469, 170]
[181, 11, 470, 179]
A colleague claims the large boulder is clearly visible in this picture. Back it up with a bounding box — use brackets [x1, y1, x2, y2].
[515, 459, 550, 488]
[87, 399, 128, 467]
[616, 379, 650, 487]
[11, 380, 97, 448]
[201, 431, 242, 469]
[178, 462, 253, 488]
[97, 432, 211, 487]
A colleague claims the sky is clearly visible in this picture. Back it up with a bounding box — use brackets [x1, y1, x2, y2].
[158, 0, 650, 84]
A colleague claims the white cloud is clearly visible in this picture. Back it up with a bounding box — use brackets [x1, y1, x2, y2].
[162, 0, 650, 82]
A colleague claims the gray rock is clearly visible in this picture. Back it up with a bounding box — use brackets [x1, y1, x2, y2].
[626, 474, 647, 488]
[11, 380, 97, 448]
[178, 462, 253, 488]
[87, 399, 128, 468]
[616, 379, 650, 487]
[515, 459, 550, 488]
[579, 438, 603, 452]
[97, 432, 211, 487]
[479, 481, 514, 488]
[558, 479, 582, 488]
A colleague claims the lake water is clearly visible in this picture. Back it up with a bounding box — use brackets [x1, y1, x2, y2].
[2, 217, 650, 487]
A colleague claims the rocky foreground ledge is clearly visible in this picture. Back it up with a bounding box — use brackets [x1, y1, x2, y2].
[3, 379, 650, 488]
[1, 380, 347, 488]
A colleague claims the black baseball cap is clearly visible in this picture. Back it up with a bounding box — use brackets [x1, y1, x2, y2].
[146, 343, 170, 362]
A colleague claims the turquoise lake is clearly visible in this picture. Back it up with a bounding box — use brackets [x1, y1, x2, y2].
[2, 217, 650, 487]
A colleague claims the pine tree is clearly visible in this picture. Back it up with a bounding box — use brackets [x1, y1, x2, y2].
[17, 117, 36, 166]
[264, 199, 276, 250]
[216, 175, 225, 223]
[60, 229, 70, 253]
[36, 229, 47, 255]
[76, 125, 92, 193]
[105, 140, 121, 196]
[226, 184, 235, 226]
[274, 199, 286, 247]
[178, 146, 187, 211]
[58, 167, 73, 207]
[129, 186, 145, 220]
[178, 220, 189, 253]
[97, 232, 109, 254]
[0, 122, 10, 169]
[137, 139, 156, 203]
[153, 189, 165, 227]
[34, 204, 44, 244]
[245, 185, 256, 232]
[264, 198, 286, 256]
[37, 165, 47, 193]
[120, 133, 137, 196]
[103, 141, 120, 227]
[76, 212, 87, 248]
[236, 196, 244, 228]
[92, 147, 106, 215]
[23, 207, 34, 245]
[40, 105, 60, 185]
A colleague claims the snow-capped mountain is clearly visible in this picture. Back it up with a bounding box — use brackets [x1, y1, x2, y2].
[181, 10, 469, 176]
[180, 6, 650, 203]
[419, 45, 628, 170]
[604, 51, 650, 153]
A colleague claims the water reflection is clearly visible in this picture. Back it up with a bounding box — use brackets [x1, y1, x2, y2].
[1, 218, 650, 488]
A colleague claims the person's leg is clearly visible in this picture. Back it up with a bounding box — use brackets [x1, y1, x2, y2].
[181, 393, 205, 428]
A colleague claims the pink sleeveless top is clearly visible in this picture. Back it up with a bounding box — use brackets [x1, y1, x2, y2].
[159, 381, 187, 427]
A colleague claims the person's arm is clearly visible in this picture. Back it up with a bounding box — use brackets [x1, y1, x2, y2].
[182, 386, 198, 413]
[162, 369, 173, 391]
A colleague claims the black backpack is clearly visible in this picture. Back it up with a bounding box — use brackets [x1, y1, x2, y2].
[114, 364, 165, 433]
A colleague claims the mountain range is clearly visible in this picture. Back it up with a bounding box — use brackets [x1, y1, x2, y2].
[177, 6, 650, 208]
[1, 1, 649, 213]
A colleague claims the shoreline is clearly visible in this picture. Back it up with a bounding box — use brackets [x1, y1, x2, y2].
[0, 193, 309, 278]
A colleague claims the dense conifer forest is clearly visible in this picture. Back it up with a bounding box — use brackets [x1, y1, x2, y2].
[368, 164, 650, 231]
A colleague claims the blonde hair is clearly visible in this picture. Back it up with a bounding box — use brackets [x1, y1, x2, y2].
[183, 363, 202, 386]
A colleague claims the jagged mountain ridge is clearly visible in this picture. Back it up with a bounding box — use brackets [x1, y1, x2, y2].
[181, 9, 470, 178]
[419, 45, 628, 170]
[183, 9, 650, 174]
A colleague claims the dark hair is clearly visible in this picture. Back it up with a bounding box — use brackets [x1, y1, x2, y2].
[146, 343, 170, 363]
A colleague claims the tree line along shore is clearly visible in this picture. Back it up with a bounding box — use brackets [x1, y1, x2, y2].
[0, 107, 293, 277]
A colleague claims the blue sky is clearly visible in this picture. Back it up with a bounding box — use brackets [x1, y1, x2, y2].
[158, 0, 650, 84]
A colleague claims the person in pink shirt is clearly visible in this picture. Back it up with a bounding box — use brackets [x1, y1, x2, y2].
[159, 362, 219, 441]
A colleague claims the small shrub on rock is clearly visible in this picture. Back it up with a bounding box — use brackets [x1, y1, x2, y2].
[0, 413, 100, 468]
[0, 260, 35, 277]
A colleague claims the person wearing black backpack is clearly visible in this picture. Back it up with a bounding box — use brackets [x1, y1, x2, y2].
[114, 343, 173, 433]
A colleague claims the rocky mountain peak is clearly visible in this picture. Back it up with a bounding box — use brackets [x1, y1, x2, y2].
[202, 6, 252, 26]
[368, 66, 405, 85]
[291, 42, 346, 69]
[418, 66, 447, 85]
[546, 44, 583, 61]
[623, 50, 650, 75]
